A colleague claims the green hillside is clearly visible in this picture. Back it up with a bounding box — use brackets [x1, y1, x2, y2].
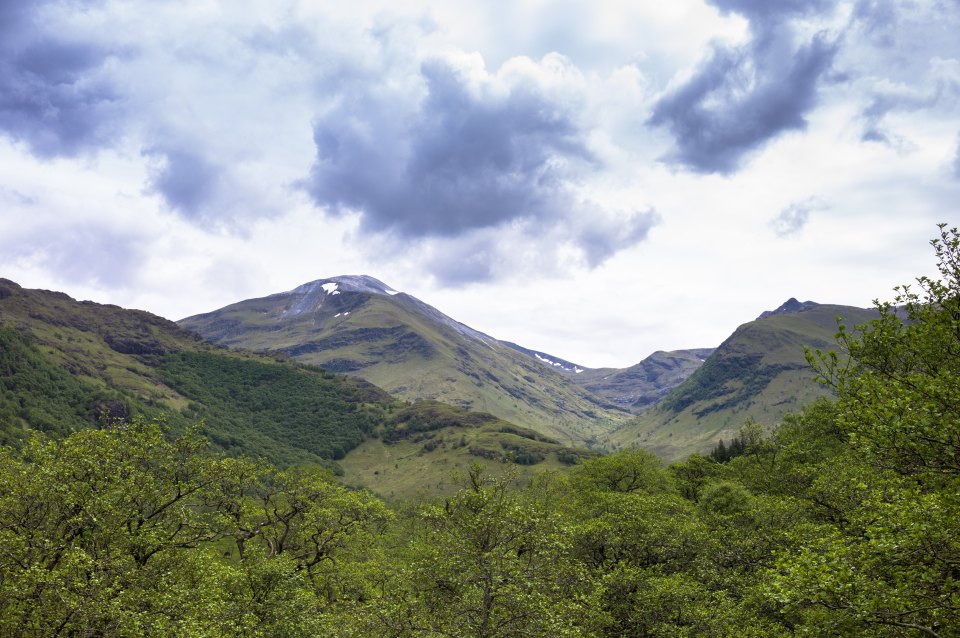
[339, 399, 599, 501]
[0, 278, 594, 492]
[0, 278, 394, 467]
[608, 302, 878, 459]
[180, 277, 628, 446]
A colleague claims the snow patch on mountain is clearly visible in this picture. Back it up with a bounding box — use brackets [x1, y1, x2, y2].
[290, 275, 397, 298]
[534, 353, 583, 373]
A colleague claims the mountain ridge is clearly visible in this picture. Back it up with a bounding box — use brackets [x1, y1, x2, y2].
[757, 297, 819, 320]
[179, 275, 630, 446]
[0, 277, 597, 499]
[609, 301, 879, 459]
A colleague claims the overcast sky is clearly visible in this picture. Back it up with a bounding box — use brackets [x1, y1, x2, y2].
[2, 0, 959, 367]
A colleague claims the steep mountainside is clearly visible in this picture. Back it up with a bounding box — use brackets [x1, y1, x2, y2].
[571, 348, 715, 412]
[0, 279, 593, 491]
[607, 300, 878, 460]
[180, 276, 628, 446]
[0, 278, 393, 466]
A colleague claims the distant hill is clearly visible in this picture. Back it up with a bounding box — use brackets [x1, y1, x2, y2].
[179, 276, 629, 446]
[608, 300, 878, 460]
[0, 278, 592, 494]
[571, 348, 715, 412]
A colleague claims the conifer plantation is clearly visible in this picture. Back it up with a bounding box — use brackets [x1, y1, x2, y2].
[2, 227, 959, 636]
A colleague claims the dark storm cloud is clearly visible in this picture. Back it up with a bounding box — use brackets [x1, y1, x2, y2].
[305, 56, 595, 238]
[425, 237, 499, 285]
[0, 0, 121, 157]
[144, 145, 222, 219]
[649, 1, 839, 174]
[417, 206, 660, 286]
[708, 0, 837, 24]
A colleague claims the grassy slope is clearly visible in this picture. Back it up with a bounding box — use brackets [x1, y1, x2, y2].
[0, 279, 391, 467]
[0, 279, 594, 496]
[180, 287, 628, 447]
[338, 400, 598, 502]
[607, 304, 878, 460]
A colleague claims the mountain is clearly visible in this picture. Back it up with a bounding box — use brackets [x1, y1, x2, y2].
[0, 277, 393, 466]
[0, 276, 883, 478]
[179, 276, 629, 446]
[756, 297, 818, 320]
[570, 348, 715, 412]
[607, 300, 878, 460]
[0, 278, 593, 496]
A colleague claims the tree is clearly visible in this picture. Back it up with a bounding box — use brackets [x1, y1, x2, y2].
[771, 225, 960, 636]
[0, 419, 393, 636]
[361, 465, 588, 637]
[0, 420, 248, 635]
[810, 224, 960, 480]
[569, 448, 673, 495]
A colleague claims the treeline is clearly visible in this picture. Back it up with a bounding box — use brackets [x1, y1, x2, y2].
[1, 226, 959, 636]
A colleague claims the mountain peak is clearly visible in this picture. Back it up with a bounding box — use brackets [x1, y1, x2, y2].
[291, 275, 401, 297]
[757, 298, 819, 320]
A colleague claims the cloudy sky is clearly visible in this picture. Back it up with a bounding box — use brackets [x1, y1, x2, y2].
[1, 0, 959, 367]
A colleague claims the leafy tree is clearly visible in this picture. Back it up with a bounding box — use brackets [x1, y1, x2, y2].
[771, 225, 960, 636]
[360, 466, 588, 637]
[810, 224, 960, 480]
[0, 419, 393, 636]
[569, 448, 673, 495]
[0, 420, 246, 635]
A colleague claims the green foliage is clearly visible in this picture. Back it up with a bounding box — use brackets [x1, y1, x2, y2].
[570, 448, 673, 494]
[354, 466, 589, 637]
[160, 351, 385, 466]
[0, 419, 388, 637]
[811, 224, 960, 479]
[708, 423, 762, 463]
[0, 327, 132, 442]
[382, 399, 501, 442]
[767, 225, 960, 636]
